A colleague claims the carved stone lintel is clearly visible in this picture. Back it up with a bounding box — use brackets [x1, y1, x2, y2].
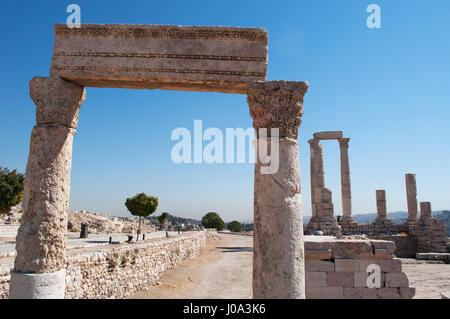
[30, 76, 86, 129]
[247, 81, 309, 139]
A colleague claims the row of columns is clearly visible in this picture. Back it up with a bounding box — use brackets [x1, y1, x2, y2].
[308, 136, 353, 224]
[10, 78, 309, 299]
[374, 173, 430, 224]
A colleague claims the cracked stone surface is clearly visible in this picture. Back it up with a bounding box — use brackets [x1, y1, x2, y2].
[13, 77, 85, 274]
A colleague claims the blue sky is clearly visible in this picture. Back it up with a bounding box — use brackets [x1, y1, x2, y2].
[1, 1, 449, 222]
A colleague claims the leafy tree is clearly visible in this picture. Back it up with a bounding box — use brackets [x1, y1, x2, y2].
[0, 168, 25, 214]
[125, 193, 158, 239]
[158, 212, 169, 230]
[227, 220, 242, 232]
[201, 212, 225, 231]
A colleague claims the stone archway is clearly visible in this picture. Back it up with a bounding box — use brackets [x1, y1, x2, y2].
[9, 24, 309, 299]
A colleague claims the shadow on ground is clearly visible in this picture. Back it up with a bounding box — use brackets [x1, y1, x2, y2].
[217, 246, 253, 253]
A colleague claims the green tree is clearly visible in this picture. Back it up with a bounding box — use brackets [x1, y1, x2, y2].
[201, 212, 225, 231]
[158, 212, 169, 230]
[227, 220, 242, 232]
[0, 168, 25, 214]
[125, 193, 158, 239]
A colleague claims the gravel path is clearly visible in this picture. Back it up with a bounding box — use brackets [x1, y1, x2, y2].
[131, 234, 253, 299]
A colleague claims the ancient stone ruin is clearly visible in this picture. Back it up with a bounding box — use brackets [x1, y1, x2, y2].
[7, 24, 433, 300]
[305, 131, 449, 258]
[9, 24, 309, 299]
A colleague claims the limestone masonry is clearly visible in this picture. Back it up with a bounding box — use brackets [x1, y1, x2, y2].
[2, 231, 207, 299]
[1, 234, 416, 299]
[50, 24, 268, 94]
[304, 236, 416, 299]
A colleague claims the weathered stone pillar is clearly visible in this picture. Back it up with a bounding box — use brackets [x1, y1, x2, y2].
[308, 139, 318, 222]
[405, 173, 419, 223]
[373, 190, 391, 224]
[419, 202, 432, 220]
[9, 77, 85, 299]
[338, 138, 354, 223]
[315, 142, 325, 189]
[247, 80, 308, 299]
[313, 141, 325, 218]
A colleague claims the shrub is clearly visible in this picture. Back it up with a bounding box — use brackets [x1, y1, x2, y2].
[201, 212, 225, 231]
[227, 220, 242, 232]
[0, 167, 25, 214]
[125, 193, 158, 238]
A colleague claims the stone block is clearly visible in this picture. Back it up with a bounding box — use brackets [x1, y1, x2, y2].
[335, 259, 359, 272]
[385, 272, 409, 288]
[377, 288, 400, 299]
[306, 286, 343, 299]
[326, 272, 354, 287]
[305, 272, 327, 287]
[358, 259, 402, 273]
[399, 287, 416, 299]
[304, 237, 333, 259]
[313, 131, 343, 140]
[305, 250, 332, 260]
[343, 287, 377, 299]
[332, 240, 374, 259]
[305, 260, 335, 272]
[50, 24, 268, 94]
[354, 272, 385, 288]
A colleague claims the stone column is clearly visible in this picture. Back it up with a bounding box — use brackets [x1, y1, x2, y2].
[374, 190, 391, 224]
[405, 173, 419, 223]
[9, 77, 85, 299]
[308, 139, 318, 222]
[338, 138, 353, 223]
[247, 80, 309, 299]
[315, 141, 325, 189]
[419, 202, 432, 220]
[313, 141, 325, 219]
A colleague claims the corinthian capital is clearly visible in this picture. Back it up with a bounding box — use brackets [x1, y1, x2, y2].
[247, 81, 309, 139]
[29, 76, 86, 129]
[338, 138, 350, 148]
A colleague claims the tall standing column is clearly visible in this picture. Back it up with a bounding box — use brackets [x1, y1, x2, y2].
[247, 80, 309, 299]
[308, 139, 318, 221]
[9, 77, 85, 299]
[314, 141, 325, 219]
[338, 138, 353, 223]
[405, 173, 419, 223]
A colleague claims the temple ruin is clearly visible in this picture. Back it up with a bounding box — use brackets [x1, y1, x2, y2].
[6, 23, 443, 300]
[9, 24, 309, 299]
[305, 131, 449, 258]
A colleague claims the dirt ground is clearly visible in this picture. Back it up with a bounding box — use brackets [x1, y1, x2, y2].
[131, 234, 253, 299]
[131, 234, 449, 299]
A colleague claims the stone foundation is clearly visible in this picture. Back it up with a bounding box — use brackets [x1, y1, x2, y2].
[304, 236, 416, 299]
[1, 231, 207, 299]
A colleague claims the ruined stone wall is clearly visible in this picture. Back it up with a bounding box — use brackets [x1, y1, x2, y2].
[0, 231, 207, 299]
[339, 219, 449, 255]
[414, 218, 448, 253]
[304, 236, 415, 299]
[340, 223, 409, 235]
[367, 235, 417, 258]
